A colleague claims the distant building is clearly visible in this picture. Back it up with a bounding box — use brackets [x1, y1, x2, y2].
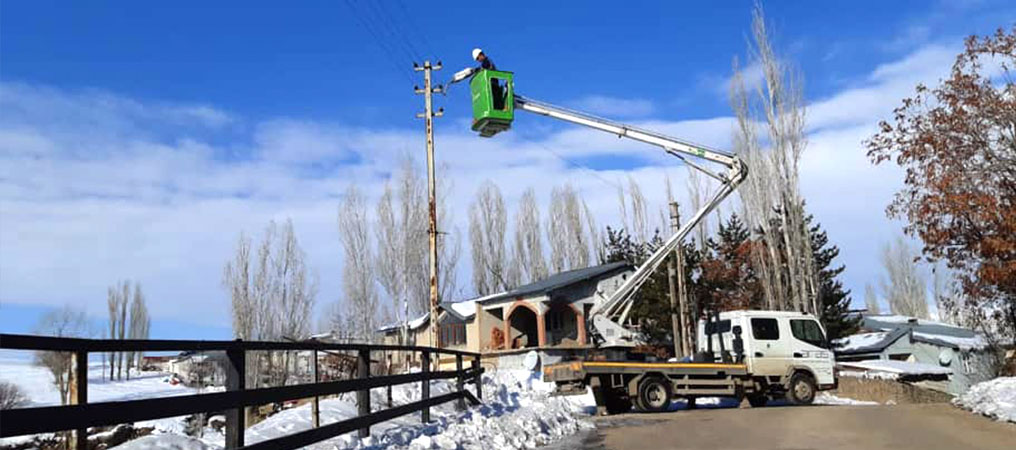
[834, 315, 994, 395]
[168, 352, 226, 387]
[378, 262, 634, 370]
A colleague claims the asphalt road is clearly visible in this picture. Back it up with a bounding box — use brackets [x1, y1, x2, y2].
[551, 403, 1015, 450]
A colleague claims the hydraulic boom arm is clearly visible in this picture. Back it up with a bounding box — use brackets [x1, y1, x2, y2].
[513, 95, 748, 348]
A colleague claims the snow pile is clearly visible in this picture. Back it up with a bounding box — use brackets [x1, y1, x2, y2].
[838, 360, 952, 376]
[241, 369, 593, 449]
[118, 434, 212, 450]
[813, 392, 879, 406]
[953, 377, 1016, 423]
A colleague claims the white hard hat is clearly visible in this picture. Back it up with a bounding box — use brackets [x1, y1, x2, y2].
[472, 48, 483, 60]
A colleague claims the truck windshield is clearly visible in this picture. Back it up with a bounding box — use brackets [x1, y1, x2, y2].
[790, 319, 827, 348]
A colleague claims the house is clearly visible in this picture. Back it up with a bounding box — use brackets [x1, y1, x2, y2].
[834, 315, 994, 395]
[378, 262, 635, 370]
[168, 352, 227, 387]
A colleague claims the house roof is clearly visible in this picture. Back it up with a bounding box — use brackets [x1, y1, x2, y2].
[477, 262, 633, 304]
[440, 291, 505, 321]
[834, 314, 988, 354]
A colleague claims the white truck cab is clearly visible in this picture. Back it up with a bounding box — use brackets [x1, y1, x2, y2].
[696, 310, 837, 404]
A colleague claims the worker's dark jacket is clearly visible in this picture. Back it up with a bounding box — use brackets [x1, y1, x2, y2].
[479, 57, 496, 71]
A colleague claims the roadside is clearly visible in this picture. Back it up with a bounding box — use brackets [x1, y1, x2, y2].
[557, 403, 1015, 450]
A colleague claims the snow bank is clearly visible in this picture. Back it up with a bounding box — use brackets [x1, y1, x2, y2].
[813, 392, 879, 406]
[838, 360, 951, 376]
[117, 434, 213, 450]
[247, 369, 593, 449]
[953, 377, 1016, 423]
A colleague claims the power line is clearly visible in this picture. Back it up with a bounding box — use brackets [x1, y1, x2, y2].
[342, 0, 415, 84]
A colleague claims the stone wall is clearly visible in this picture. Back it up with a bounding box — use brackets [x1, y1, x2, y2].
[832, 376, 953, 404]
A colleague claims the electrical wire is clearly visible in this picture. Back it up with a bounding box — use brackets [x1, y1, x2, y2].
[342, 0, 416, 84]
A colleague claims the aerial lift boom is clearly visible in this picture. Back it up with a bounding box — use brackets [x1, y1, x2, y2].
[454, 68, 748, 348]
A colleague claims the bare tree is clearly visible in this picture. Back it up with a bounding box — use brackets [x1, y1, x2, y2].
[626, 176, 650, 244]
[106, 281, 130, 380]
[34, 305, 89, 405]
[339, 184, 379, 341]
[584, 199, 603, 264]
[880, 236, 929, 318]
[548, 183, 591, 272]
[469, 180, 508, 295]
[223, 218, 317, 387]
[0, 381, 28, 410]
[730, 2, 816, 313]
[126, 283, 150, 379]
[512, 187, 548, 284]
[864, 283, 881, 315]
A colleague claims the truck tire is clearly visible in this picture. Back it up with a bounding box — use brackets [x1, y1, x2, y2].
[747, 394, 768, 407]
[785, 372, 816, 405]
[637, 377, 672, 413]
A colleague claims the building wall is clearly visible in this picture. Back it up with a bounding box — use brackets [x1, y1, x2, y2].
[858, 334, 994, 395]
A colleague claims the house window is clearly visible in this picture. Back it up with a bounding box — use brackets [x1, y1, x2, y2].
[440, 323, 466, 346]
[751, 318, 780, 340]
[889, 353, 911, 361]
[962, 353, 975, 374]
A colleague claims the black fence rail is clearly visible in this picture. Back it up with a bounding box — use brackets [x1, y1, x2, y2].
[0, 333, 484, 449]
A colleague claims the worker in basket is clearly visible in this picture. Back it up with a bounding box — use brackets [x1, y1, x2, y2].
[473, 47, 506, 110]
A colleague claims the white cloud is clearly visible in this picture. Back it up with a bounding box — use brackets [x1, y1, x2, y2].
[568, 95, 655, 117]
[0, 41, 966, 329]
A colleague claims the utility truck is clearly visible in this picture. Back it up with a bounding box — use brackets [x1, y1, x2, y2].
[451, 63, 836, 414]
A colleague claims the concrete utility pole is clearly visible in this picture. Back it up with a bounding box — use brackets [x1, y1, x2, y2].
[667, 202, 682, 359]
[415, 60, 443, 369]
[667, 202, 693, 358]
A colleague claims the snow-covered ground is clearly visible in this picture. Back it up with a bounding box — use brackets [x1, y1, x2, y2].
[0, 356, 198, 407]
[953, 377, 1016, 423]
[0, 356, 203, 446]
[3, 358, 883, 449]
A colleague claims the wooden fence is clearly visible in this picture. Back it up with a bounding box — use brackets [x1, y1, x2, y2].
[0, 333, 483, 449]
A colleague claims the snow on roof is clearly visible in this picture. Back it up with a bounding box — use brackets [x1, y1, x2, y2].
[838, 360, 952, 376]
[835, 332, 891, 352]
[913, 331, 988, 351]
[377, 313, 430, 333]
[441, 291, 505, 321]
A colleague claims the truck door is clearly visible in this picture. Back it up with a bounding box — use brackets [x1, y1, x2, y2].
[747, 317, 790, 377]
[788, 319, 835, 386]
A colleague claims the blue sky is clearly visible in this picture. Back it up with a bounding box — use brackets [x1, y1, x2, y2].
[2, 0, 1014, 339]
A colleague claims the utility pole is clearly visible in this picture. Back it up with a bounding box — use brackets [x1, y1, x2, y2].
[666, 202, 682, 359]
[667, 202, 693, 358]
[415, 60, 443, 370]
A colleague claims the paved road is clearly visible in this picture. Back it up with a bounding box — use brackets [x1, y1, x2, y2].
[554, 403, 1015, 450]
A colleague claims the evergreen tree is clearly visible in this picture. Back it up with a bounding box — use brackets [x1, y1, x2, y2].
[696, 214, 763, 313]
[808, 216, 861, 341]
[600, 227, 700, 348]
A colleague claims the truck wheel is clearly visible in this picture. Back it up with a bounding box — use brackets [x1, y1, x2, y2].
[637, 377, 672, 412]
[785, 372, 816, 405]
[747, 394, 768, 407]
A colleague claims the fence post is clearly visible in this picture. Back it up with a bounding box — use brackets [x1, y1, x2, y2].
[225, 343, 245, 449]
[472, 355, 482, 401]
[421, 351, 430, 423]
[456, 354, 465, 410]
[312, 349, 320, 428]
[357, 348, 370, 438]
[70, 350, 87, 450]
